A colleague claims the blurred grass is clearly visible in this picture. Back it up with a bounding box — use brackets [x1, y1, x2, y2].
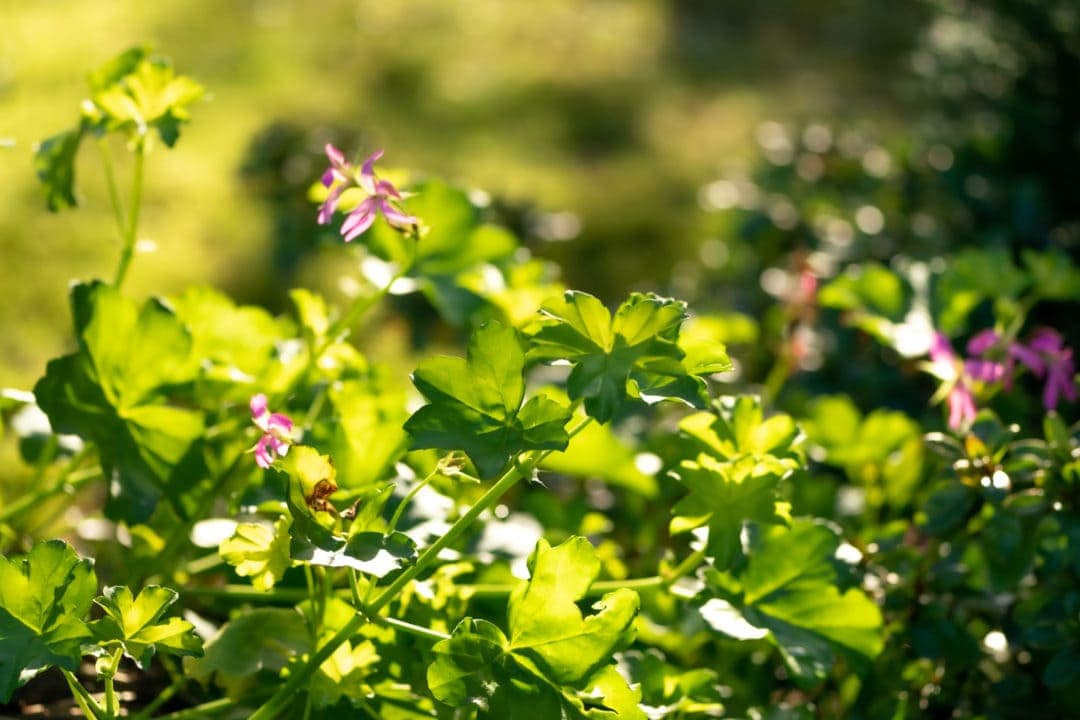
[0, 0, 923, 391]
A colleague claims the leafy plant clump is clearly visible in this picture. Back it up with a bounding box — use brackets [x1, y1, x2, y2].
[1, 46, 1076, 720]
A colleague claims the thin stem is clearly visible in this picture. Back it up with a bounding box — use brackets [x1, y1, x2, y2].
[663, 548, 707, 587]
[103, 647, 123, 717]
[250, 413, 591, 720]
[0, 448, 98, 524]
[183, 584, 311, 603]
[184, 552, 224, 576]
[131, 662, 187, 720]
[249, 454, 534, 719]
[386, 468, 438, 533]
[113, 137, 146, 289]
[152, 697, 236, 720]
[97, 137, 127, 240]
[61, 669, 105, 720]
[380, 616, 450, 642]
[462, 575, 666, 598]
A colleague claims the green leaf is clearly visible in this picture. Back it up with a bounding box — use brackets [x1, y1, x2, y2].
[429, 537, 643, 718]
[90, 585, 203, 668]
[277, 448, 418, 577]
[84, 49, 204, 146]
[33, 129, 84, 211]
[679, 396, 803, 464]
[190, 608, 309, 681]
[703, 520, 883, 685]
[1024, 249, 1080, 301]
[172, 286, 288, 401]
[0, 540, 97, 701]
[405, 321, 571, 477]
[670, 454, 792, 568]
[935, 249, 1028, 334]
[321, 377, 409, 489]
[510, 538, 639, 684]
[529, 291, 721, 422]
[219, 515, 293, 591]
[818, 263, 906, 319]
[34, 281, 203, 521]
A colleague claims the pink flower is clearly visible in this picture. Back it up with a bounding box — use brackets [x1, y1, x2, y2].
[964, 330, 1009, 383]
[929, 332, 978, 430]
[250, 393, 294, 468]
[316, 145, 417, 241]
[1010, 329, 1077, 410]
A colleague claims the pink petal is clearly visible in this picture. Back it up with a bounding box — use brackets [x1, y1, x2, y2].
[325, 144, 346, 167]
[250, 393, 268, 417]
[930, 332, 956, 364]
[965, 359, 1006, 383]
[375, 178, 402, 199]
[268, 412, 293, 433]
[966, 329, 1000, 356]
[318, 184, 346, 225]
[378, 199, 416, 229]
[321, 168, 336, 188]
[1009, 342, 1046, 376]
[359, 149, 385, 195]
[341, 198, 377, 242]
[269, 435, 291, 456]
[1028, 328, 1064, 354]
[254, 436, 274, 469]
[947, 384, 976, 430]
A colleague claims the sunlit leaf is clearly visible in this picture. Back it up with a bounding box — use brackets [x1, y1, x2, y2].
[0, 541, 97, 701]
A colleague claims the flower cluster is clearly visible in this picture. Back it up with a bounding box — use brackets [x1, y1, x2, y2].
[317, 145, 417, 241]
[929, 327, 1076, 429]
[250, 394, 294, 468]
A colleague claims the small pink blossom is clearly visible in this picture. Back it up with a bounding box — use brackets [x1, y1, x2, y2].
[250, 393, 294, 468]
[316, 145, 417, 241]
[929, 332, 978, 430]
[1010, 329, 1077, 410]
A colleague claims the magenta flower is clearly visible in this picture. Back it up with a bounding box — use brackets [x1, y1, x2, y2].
[1010, 328, 1077, 410]
[964, 329, 1009, 383]
[929, 332, 978, 430]
[316, 145, 417, 241]
[250, 393, 294, 468]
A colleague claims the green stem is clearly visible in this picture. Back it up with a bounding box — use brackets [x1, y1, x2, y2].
[249, 452, 536, 719]
[380, 615, 451, 642]
[663, 548, 707, 587]
[386, 468, 438, 533]
[0, 448, 98, 524]
[462, 575, 666, 598]
[97, 137, 127, 241]
[183, 552, 225, 576]
[103, 647, 123, 717]
[113, 137, 145, 289]
[152, 697, 236, 720]
[250, 414, 591, 719]
[131, 660, 187, 720]
[61, 669, 106, 720]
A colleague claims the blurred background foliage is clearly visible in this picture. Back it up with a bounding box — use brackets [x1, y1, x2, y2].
[3, 1, 1080, 717]
[2, 0, 938, 388]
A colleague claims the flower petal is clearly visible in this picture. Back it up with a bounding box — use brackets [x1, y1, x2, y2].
[1009, 342, 1046, 376]
[325, 143, 346, 167]
[317, 184, 346, 225]
[378, 199, 417, 229]
[966, 329, 1000, 356]
[375, 178, 402, 199]
[341, 198, 377, 242]
[254, 436, 274, 469]
[1028, 328, 1064, 354]
[359, 149, 385, 195]
[250, 393, 269, 418]
[965, 359, 1006, 383]
[268, 412, 294, 433]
